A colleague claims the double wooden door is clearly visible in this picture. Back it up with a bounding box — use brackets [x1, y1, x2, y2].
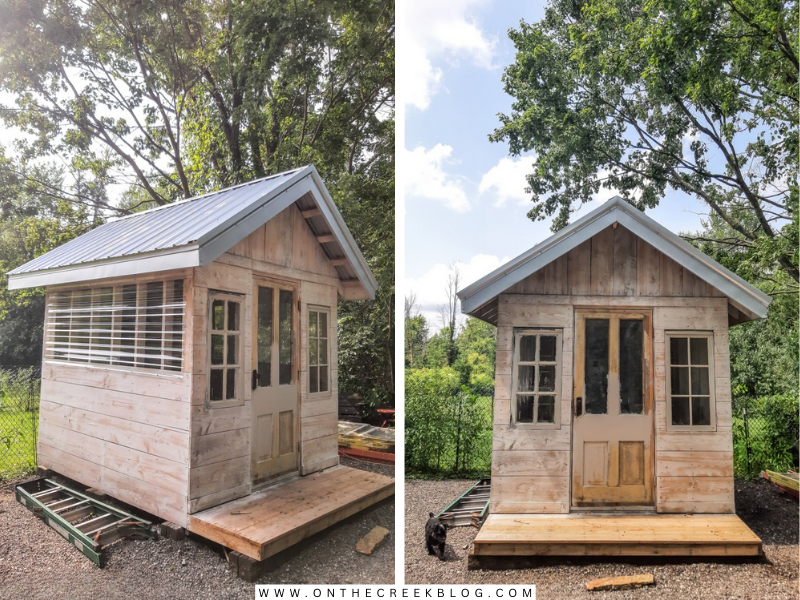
[251, 279, 298, 484]
[572, 310, 654, 507]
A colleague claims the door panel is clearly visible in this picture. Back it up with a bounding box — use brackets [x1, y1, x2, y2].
[572, 310, 654, 506]
[252, 281, 298, 483]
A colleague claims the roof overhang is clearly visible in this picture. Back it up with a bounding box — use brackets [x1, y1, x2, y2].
[8, 166, 377, 300]
[457, 196, 771, 324]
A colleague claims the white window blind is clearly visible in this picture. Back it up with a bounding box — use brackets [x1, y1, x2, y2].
[46, 279, 185, 372]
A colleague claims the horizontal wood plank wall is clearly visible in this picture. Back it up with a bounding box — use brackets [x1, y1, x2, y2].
[38, 268, 194, 527]
[189, 203, 340, 513]
[492, 298, 572, 514]
[299, 281, 339, 476]
[507, 225, 725, 298]
[654, 301, 734, 513]
[492, 293, 734, 515]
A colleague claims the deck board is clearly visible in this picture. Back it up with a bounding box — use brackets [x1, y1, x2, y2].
[471, 514, 762, 557]
[188, 466, 394, 560]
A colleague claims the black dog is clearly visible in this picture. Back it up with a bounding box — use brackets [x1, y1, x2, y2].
[425, 512, 447, 560]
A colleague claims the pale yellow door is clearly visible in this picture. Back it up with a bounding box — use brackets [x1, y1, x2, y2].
[572, 310, 654, 507]
[251, 280, 298, 484]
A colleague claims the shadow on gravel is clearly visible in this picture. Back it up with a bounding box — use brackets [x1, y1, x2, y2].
[735, 478, 799, 546]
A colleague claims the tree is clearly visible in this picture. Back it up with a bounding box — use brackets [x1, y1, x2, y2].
[0, 147, 92, 364]
[0, 0, 394, 206]
[439, 264, 461, 366]
[404, 293, 428, 368]
[492, 0, 798, 283]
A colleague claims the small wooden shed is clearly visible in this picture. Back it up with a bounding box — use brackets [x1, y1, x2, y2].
[458, 197, 767, 560]
[8, 165, 393, 561]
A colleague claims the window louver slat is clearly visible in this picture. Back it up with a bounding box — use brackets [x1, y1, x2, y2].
[45, 279, 185, 372]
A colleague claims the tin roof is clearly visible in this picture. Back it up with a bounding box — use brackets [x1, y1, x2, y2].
[8, 166, 377, 299]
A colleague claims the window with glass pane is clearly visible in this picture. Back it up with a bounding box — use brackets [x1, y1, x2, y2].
[308, 309, 330, 394]
[668, 333, 714, 428]
[45, 279, 184, 371]
[513, 330, 561, 427]
[208, 294, 242, 404]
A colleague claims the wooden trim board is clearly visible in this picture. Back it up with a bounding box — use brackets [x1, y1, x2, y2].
[188, 466, 394, 561]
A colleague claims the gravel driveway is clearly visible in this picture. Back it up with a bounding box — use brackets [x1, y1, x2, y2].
[405, 478, 798, 598]
[0, 456, 394, 598]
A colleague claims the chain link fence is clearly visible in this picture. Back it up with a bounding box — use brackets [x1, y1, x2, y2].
[406, 369, 493, 477]
[732, 395, 799, 479]
[0, 366, 41, 481]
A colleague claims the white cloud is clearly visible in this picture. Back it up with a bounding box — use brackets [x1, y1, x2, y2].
[403, 144, 471, 212]
[478, 156, 536, 207]
[402, 0, 496, 110]
[406, 253, 510, 333]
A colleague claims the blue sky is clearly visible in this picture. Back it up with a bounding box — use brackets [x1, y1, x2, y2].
[401, 0, 709, 330]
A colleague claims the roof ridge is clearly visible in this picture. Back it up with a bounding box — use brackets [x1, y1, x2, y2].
[109, 167, 308, 223]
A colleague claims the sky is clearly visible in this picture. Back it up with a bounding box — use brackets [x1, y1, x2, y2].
[401, 0, 709, 332]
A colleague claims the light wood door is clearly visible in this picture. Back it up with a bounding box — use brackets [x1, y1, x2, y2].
[572, 310, 654, 507]
[251, 280, 298, 484]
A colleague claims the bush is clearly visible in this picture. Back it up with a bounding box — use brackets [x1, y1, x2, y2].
[405, 367, 492, 477]
[732, 394, 799, 479]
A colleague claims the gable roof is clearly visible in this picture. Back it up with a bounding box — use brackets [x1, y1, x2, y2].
[457, 196, 771, 324]
[8, 165, 377, 299]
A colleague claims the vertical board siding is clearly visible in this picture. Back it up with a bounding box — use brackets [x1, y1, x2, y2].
[507, 225, 725, 299]
[188, 202, 340, 512]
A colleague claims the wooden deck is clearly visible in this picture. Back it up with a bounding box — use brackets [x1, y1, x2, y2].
[188, 466, 394, 561]
[470, 514, 762, 559]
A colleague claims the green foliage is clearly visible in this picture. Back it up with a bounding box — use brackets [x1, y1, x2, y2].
[0, 366, 41, 480]
[0, 149, 90, 365]
[493, 0, 798, 282]
[405, 368, 492, 476]
[0, 1, 395, 403]
[405, 315, 497, 477]
[732, 395, 799, 479]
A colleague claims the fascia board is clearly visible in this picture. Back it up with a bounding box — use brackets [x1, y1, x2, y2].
[307, 167, 378, 299]
[7, 246, 200, 290]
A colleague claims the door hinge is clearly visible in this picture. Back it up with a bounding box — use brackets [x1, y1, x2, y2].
[298, 299, 301, 313]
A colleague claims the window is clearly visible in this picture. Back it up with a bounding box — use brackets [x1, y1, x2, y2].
[46, 279, 184, 372]
[308, 309, 330, 394]
[666, 332, 716, 430]
[208, 293, 242, 404]
[512, 329, 562, 428]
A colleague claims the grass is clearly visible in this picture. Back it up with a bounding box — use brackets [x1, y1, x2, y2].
[0, 409, 38, 481]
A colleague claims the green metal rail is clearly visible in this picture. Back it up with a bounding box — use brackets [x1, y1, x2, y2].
[436, 478, 490, 528]
[15, 477, 155, 567]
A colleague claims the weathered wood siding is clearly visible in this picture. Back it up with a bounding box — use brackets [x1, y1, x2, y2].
[491, 226, 734, 515]
[38, 268, 193, 527]
[508, 225, 725, 298]
[188, 203, 340, 513]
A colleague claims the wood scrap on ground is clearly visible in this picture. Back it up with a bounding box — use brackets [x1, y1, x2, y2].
[355, 526, 390, 555]
[586, 574, 655, 591]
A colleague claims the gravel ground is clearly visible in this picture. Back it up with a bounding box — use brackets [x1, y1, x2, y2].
[0, 456, 394, 598]
[405, 478, 799, 598]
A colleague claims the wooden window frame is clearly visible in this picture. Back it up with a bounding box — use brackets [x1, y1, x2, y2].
[307, 306, 331, 397]
[665, 331, 716, 432]
[511, 328, 562, 430]
[207, 291, 244, 408]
